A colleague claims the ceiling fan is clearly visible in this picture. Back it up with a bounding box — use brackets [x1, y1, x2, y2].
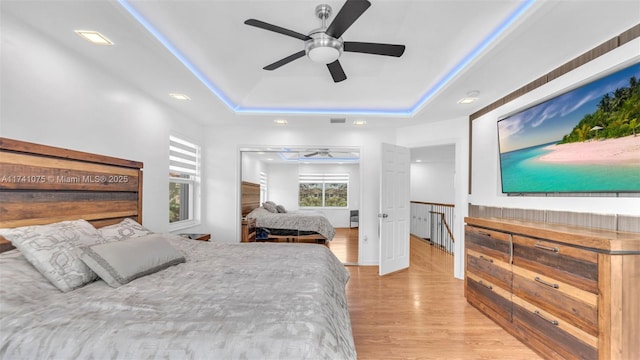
[244, 0, 406, 83]
[304, 150, 334, 158]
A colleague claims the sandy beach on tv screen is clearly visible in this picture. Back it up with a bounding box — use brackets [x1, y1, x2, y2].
[538, 135, 640, 164]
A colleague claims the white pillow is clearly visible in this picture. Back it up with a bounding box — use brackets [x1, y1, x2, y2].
[0, 220, 107, 292]
[80, 234, 185, 288]
[98, 218, 152, 242]
[263, 202, 278, 213]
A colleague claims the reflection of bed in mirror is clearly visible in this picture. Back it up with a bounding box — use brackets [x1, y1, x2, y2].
[241, 182, 335, 244]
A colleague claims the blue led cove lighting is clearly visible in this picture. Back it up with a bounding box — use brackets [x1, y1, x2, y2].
[118, 0, 536, 117]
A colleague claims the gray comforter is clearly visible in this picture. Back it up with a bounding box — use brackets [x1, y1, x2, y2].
[247, 208, 336, 240]
[0, 235, 356, 359]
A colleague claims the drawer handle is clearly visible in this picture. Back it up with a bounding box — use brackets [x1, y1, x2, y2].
[534, 244, 559, 253]
[534, 277, 559, 289]
[479, 255, 494, 263]
[478, 280, 493, 290]
[534, 310, 559, 326]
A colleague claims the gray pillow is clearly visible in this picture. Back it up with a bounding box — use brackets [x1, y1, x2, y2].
[276, 204, 287, 213]
[0, 220, 107, 292]
[263, 202, 278, 213]
[98, 218, 152, 242]
[80, 234, 185, 288]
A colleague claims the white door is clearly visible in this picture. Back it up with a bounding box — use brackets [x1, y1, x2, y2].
[379, 143, 411, 275]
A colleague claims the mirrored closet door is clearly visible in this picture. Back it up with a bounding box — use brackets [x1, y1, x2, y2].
[240, 147, 360, 264]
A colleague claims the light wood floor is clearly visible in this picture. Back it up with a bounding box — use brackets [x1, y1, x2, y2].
[328, 227, 359, 264]
[337, 232, 542, 359]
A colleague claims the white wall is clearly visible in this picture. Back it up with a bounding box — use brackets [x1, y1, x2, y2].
[204, 125, 394, 265]
[470, 38, 640, 216]
[240, 153, 266, 184]
[410, 162, 455, 204]
[396, 116, 470, 279]
[0, 14, 205, 234]
[265, 163, 298, 209]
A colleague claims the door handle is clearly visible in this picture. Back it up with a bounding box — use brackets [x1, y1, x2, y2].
[378, 213, 389, 218]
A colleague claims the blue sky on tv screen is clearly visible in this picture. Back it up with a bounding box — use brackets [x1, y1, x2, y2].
[498, 62, 640, 153]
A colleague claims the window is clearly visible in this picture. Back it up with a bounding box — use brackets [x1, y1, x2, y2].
[169, 135, 200, 227]
[259, 171, 267, 204]
[299, 174, 348, 208]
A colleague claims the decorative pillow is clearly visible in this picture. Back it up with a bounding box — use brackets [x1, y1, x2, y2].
[80, 234, 185, 288]
[246, 207, 272, 219]
[262, 202, 278, 213]
[0, 220, 107, 292]
[276, 204, 287, 213]
[98, 218, 152, 242]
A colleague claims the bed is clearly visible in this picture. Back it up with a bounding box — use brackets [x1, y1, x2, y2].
[241, 182, 336, 244]
[0, 138, 356, 359]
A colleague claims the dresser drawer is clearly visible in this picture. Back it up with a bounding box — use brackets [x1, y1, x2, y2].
[512, 265, 598, 336]
[512, 297, 597, 360]
[466, 249, 511, 292]
[465, 225, 512, 263]
[512, 235, 598, 294]
[466, 272, 512, 323]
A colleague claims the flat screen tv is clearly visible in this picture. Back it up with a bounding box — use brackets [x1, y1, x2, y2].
[497, 62, 640, 194]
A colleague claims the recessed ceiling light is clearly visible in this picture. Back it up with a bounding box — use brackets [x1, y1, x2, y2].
[74, 30, 113, 45]
[457, 97, 478, 104]
[353, 120, 367, 126]
[274, 119, 288, 125]
[416, 159, 422, 163]
[457, 90, 479, 104]
[169, 93, 191, 100]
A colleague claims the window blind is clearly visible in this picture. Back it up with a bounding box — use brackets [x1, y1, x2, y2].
[299, 174, 349, 183]
[169, 136, 199, 177]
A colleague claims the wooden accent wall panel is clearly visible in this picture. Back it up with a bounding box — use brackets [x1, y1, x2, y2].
[465, 217, 640, 360]
[0, 137, 144, 249]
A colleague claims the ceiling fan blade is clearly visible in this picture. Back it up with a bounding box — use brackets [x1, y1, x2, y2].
[344, 42, 406, 57]
[244, 19, 311, 41]
[325, 0, 371, 39]
[263, 50, 306, 71]
[327, 60, 347, 83]
[305, 152, 319, 157]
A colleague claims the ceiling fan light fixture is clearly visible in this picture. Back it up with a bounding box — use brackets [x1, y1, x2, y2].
[308, 46, 340, 64]
[306, 32, 343, 64]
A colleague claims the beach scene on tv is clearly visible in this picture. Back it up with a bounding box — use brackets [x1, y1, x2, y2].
[498, 62, 640, 193]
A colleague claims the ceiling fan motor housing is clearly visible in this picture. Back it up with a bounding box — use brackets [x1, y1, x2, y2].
[306, 4, 343, 64]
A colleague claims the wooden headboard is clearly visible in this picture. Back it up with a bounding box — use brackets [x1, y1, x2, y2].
[241, 181, 260, 217]
[0, 137, 144, 252]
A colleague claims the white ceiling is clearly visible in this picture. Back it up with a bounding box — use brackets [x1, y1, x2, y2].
[2, 0, 639, 128]
[242, 147, 361, 164]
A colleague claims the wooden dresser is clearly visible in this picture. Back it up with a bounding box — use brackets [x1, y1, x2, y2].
[464, 217, 640, 360]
